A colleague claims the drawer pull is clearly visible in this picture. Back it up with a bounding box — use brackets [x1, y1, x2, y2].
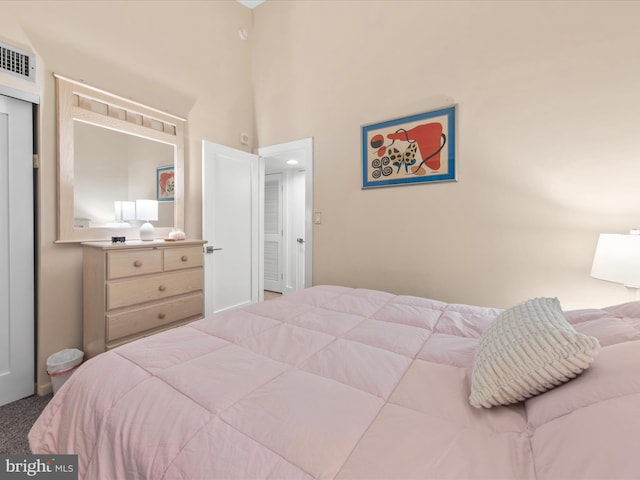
[181, 255, 188, 262]
[158, 285, 167, 292]
[133, 260, 143, 267]
[158, 312, 166, 319]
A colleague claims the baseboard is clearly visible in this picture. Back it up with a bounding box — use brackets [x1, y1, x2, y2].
[36, 381, 53, 396]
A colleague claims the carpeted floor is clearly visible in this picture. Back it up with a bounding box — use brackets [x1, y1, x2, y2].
[0, 393, 52, 454]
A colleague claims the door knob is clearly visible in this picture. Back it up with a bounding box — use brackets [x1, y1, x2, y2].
[296, 238, 305, 244]
[205, 246, 223, 254]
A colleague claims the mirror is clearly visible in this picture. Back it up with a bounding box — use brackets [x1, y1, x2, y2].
[55, 74, 185, 242]
[74, 122, 175, 228]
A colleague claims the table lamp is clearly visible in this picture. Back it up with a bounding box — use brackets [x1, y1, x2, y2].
[136, 199, 158, 241]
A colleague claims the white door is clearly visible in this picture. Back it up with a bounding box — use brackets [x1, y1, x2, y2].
[264, 173, 283, 293]
[0, 94, 34, 406]
[202, 141, 262, 316]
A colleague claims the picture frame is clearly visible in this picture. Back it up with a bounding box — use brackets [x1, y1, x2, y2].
[362, 105, 456, 188]
[156, 165, 174, 202]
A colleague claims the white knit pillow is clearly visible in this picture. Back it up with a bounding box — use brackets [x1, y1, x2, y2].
[469, 297, 600, 408]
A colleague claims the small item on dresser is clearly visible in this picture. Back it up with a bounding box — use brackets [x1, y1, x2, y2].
[111, 236, 126, 244]
[167, 228, 186, 241]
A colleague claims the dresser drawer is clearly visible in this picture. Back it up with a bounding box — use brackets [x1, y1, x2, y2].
[108, 249, 162, 279]
[164, 246, 204, 271]
[107, 269, 203, 310]
[107, 292, 203, 342]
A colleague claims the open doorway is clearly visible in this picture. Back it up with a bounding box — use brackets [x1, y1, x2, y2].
[259, 138, 313, 297]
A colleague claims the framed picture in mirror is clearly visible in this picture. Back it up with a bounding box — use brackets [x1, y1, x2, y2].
[157, 165, 174, 202]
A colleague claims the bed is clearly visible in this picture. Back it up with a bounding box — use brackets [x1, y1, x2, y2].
[29, 285, 640, 479]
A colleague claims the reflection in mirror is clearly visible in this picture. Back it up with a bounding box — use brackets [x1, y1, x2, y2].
[74, 122, 175, 228]
[55, 74, 186, 242]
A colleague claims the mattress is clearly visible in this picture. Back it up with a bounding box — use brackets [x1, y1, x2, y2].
[29, 285, 640, 479]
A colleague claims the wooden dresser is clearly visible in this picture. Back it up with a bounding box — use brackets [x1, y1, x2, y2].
[82, 239, 206, 359]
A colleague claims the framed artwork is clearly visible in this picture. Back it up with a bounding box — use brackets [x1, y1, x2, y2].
[157, 165, 174, 201]
[362, 105, 456, 188]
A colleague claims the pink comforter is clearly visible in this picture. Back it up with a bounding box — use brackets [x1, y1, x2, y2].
[29, 286, 640, 479]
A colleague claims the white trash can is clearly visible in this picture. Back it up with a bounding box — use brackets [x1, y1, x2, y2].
[47, 348, 84, 394]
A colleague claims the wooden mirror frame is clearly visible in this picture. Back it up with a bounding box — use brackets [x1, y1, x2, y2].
[55, 74, 186, 242]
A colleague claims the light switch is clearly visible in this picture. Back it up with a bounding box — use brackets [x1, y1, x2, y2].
[314, 212, 322, 224]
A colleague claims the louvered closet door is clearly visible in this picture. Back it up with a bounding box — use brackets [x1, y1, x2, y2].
[264, 173, 283, 293]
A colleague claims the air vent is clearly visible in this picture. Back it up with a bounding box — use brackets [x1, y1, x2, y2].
[0, 42, 36, 82]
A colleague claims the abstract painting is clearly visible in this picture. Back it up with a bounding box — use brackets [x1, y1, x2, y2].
[362, 106, 456, 188]
[157, 165, 174, 201]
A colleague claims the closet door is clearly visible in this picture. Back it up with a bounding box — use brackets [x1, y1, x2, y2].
[264, 173, 283, 293]
[0, 94, 34, 406]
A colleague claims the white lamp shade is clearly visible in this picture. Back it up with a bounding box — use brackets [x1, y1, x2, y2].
[114, 201, 135, 221]
[135, 199, 158, 222]
[591, 234, 640, 288]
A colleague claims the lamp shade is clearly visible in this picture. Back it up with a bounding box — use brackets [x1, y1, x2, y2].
[591, 233, 640, 288]
[135, 199, 158, 222]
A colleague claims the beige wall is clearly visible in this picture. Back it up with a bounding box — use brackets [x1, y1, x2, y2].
[252, 0, 640, 309]
[1, 1, 254, 393]
[3, 0, 640, 395]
